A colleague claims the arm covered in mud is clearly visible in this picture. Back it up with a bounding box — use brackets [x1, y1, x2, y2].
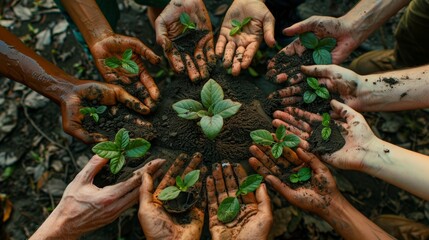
[250, 148, 395, 240]
[0, 26, 150, 143]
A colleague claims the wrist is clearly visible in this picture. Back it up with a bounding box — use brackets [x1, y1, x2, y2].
[30, 208, 79, 240]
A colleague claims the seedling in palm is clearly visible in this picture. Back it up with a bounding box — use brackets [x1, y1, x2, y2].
[299, 32, 336, 65]
[321, 113, 332, 141]
[250, 125, 300, 158]
[230, 17, 252, 36]
[180, 12, 196, 33]
[303, 77, 330, 104]
[158, 170, 200, 201]
[79, 105, 107, 123]
[289, 167, 312, 183]
[104, 49, 139, 75]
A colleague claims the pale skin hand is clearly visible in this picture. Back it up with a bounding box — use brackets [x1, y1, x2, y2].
[215, 0, 275, 76]
[30, 156, 166, 240]
[154, 0, 216, 82]
[207, 161, 272, 240]
[138, 152, 207, 240]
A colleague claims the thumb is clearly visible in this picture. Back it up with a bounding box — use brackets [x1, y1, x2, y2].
[255, 183, 272, 215]
[154, 18, 172, 51]
[76, 155, 108, 183]
[301, 65, 332, 78]
[263, 14, 276, 47]
[140, 172, 154, 205]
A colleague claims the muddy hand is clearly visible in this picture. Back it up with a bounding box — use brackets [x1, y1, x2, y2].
[61, 80, 150, 144]
[139, 152, 207, 240]
[215, 0, 275, 76]
[155, 0, 215, 82]
[207, 161, 272, 240]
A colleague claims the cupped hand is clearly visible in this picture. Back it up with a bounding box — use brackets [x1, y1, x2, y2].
[154, 0, 216, 82]
[138, 152, 207, 240]
[216, 0, 275, 76]
[207, 161, 272, 240]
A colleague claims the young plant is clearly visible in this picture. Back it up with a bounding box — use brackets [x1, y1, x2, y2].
[157, 170, 200, 201]
[229, 17, 252, 36]
[104, 49, 139, 75]
[303, 77, 330, 104]
[79, 105, 107, 123]
[217, 174, 263, 223]
[321, 113, 332, 141]
[299, 32, 336, 65]
[250, 125, 300, 158]
[180, 12, 196, 33]
[92, 128, 151, 174]
[172, 79, 241, 140]
[289, 167, 312, 183]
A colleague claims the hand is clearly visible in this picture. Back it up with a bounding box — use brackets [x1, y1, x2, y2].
[154, 0, 216, 82]
[30, 155, 166, 239]
[215, 0, 275, 76]
[138, 152, 207, 240]
[207, 161, 272, 240]
[60, 80, 151, 143]
[272, 100, 379, 171]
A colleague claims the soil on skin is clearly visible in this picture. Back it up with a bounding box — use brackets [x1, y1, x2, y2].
[267, 50, 315, 84]
[308, 121, 346, 154]
[163, 190, 198, 214]
[278, 166, 312, 190]
[172, 29, 209, 56]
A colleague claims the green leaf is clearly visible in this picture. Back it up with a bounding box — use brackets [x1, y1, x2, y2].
[281, 134, 301, 148]
[276, 125, 286, 142]
[104, 57, 121, 68]
[188, 22, 196, 30]
[80, 107, 95, 115]
[180, 13, 191, 25]
[313, 48, 332, 65]
[229, 26, 241, 36]
[322, 113, 331, 127]
[231, 19, 241, 27]
[289, 174, 299, 183]
[200, 115, 224, 140]
[201, 79, 224, 109]
[322, 127, 332, 141]
[316, 87, 330, 99]
[303, 91, 317, 104]
[91, 113, 99, 122]
[297, 167, 312, 182]
[92, 141, 120, 158]
[182, 25, 190, 33]
[241, 17, 252, 26]
[125, 139, 151, 158]
[306, 77, 319, 90]
[176, 176, 185, 190]
[158, 186, 181, 201]
[250, 130, 275, 145]
[318, 38, 336, 52]
[299, 32, 318, 49]
[114, 128, 130, 150]
[212, 99, 241, 119]
[172, 99, 204, 120]
[236, 174, 263, 195]
[248, 67, 259, 77]
[110, 154, 125, 174]
[122, 49, 133, 60]
[184, 170, 200, 188]
[96, 105, 107, 114]
[217, 197, 240, 223]
[197, 110, 209, 117]
[271, 143, 283, 159]
[121, 59, 139, 74]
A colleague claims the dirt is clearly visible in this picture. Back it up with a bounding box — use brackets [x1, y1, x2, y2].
[308, 121, 346, 154]
[172, 29, 209, 56]
[266, 50, 315, 84]
[163, 190, 199, 214]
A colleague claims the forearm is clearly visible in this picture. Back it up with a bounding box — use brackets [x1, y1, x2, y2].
[30, 210, 79, 240]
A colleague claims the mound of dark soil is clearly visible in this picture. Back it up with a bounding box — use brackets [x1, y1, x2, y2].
[267, 50, 315, 84]
[308, 121, 346, 154]
[172, 29, 209, 56]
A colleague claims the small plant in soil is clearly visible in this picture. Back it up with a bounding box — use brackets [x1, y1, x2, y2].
[230, 17, 252, 36]
[172, 79, 242, 140]
[180, 12, 196, 33]
[79, 105, 107, 123]
[158, 170, 200, 201]
[92, 128, 151, 174]
[303, 77, 330, 104]
[250, 125, 300, 158]
[217, 174, 263, 223]
[299, 32, 336, 65]
[321, 113, 332, 141]
[289, 167, 312, 183]
[104, 49, 139, 74]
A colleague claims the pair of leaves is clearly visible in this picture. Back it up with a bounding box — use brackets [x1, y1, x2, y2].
[250, 125, 300, 158]
[217, 174, 263, 223]
[289, 167, 312, 183]
[229, 17, 252, 36]
[92, 128, 151, 174]
[104, 49, 139, 75]
[158, 170, 201, 201]
[299, 32, 336, 65]
[303, 77, 330, 104]
[79, 106, 107, 123]
[321, 113, 332, 141]
[180, 12, 196, 33]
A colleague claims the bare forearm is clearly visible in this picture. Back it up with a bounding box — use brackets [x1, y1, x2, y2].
[30, 210, 78, 240]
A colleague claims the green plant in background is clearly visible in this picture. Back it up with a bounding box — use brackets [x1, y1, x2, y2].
[92, 128, 151, 174]
[217, 174, 263, 223]
[303, 77, 330, 104]
[321, 113, 332, 141]
[180, 12, 196, 33]
[79, 106, 107, 123]
[299, 32, 336, 65]
[172, 79, 242, 140]
[230, 17, 252, 36]
[250, 125, 300, 158]
[104, 49, 139, 74]
[158, 170, 200, 201]
[289, 167, 312, 183]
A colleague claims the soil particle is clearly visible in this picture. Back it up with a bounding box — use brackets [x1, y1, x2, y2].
[308, 121, 346, 155]
[381, 77, 399, 87]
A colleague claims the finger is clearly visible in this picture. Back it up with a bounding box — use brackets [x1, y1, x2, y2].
[130, 39, 161, 65]
[275, 86, 302, 98]
[272, 119, 310, 140]
[255, 183, 272, 215]
[282, 18, 316, 36]
[155, 17, 171, 50]
[232, 46, 245, 76]
[184, 54, 201, 82]
[181, 152, 203, 178]
[137, 159, 166, 176]
[105, 169, 145, 198]
[248, 157, 272, 178]
[223, 41, 236, 68]
[156, 153, 188, 191]
[249, 145, 282, 175]
[280, 97, 302, 106]
[330, 99, 362, 123]
[212, 162, 228, 202]
[221, 161, 239, 198]
[205, 38, 216, 65]
[96, 60, 132, 84]
[265, 175, 294, 201]
[105, 187, 140, 221]
[284, 106, 322, 123]
[296, 148, 326, 174]
[256, 145, 292, 169]
[194, 36, 210, 80]
[215, 35, 227, 57]
[301, 65, 331, 78]
[263, 14, 276, 47]
[113, 86, 150, 115]
[166, 48, 185, 73]
[76, 155, 108, 183]
[206, 176, 219, 221]
[140, 172, 154, 205]
[282, 147, 302, 166]
[62, 119, 108, 143]
[241, 42, 259, 69]
[233, 163, 256, 204]
[140, 69, 160, 101]
[273, 110, 312, 133]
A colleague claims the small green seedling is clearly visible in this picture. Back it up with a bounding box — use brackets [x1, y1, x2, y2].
[299, 32, 336, 65]
[92, 128, 151, 174]
[158, 170, 200, 201]
[321, 113, 332, 141]
[303, 77, 330, 104]
[217, 174, 263, 223]
[180, 12, 196, 33]
[172, 79, 241, 140]
[230, 17, 252, 36]
[289, 167, 312, 183]
[250, 125, 300, 158]
[104, 49, 139, 75]
[79, 106, 107, 123]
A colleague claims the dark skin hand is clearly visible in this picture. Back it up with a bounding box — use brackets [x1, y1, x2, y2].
[154, 0, 216, 82]
[207, 161, 272, 240]
[138, 152, 207, 240]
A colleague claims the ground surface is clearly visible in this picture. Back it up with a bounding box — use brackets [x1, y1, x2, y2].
[1, 0, 429, 239]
